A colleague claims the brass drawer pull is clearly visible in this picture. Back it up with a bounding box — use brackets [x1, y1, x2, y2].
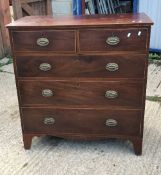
[42, 89, 53, 97]
[37, 37, 49, 47]
[106, 36, 120, 46]
[39, 63, 52, 71]
[105, 90, 118, 99]
[106, 119, 118, 127]
[106, 63, 119, 72]
[44, 117, 55, 125]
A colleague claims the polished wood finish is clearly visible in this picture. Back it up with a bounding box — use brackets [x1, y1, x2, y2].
[131, 137, 143, 156]
[16, 54, 146, 78]
[79, 28, 148, 52]
[7, 13, 153, 155]
[23, 133, 33, 149]
[22, 108, 142, 136]
[18, 80, 143, 108]
[7, 13, 153, 29]
[12, 30, 76, 52]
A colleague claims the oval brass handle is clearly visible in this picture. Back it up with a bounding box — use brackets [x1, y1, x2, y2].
[42, 89, 53, 97]
[44, 117, 55, 125]
[37, 37, 49, 47]
[105, 90, 118, 99]
[106, 119, 118, 127]
[106, 63, 119, 72]
[106, 36, 120, 46]
[39, 63, 52, 71]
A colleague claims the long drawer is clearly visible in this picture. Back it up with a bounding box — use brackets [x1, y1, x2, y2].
[18, 80, 144, 108]
[15, 54, 146, 78]
[79, 28, 148, 52]
[21, 108, 142, 136]
[12, 30, 76, 52]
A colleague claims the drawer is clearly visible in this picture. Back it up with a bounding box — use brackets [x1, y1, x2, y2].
[18, 80, 144, 108]
[79, 28, 148, 52]
[12, 30, 76, 52]
[21, 108, 142, 136]
[16, 54, 146, 78]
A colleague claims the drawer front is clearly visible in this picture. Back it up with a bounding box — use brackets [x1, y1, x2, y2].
[22, 108, 142, 136]
[12, 30, 76, 52]
[79, 28, 148, 52]
[18, 80, 144, 108]
[16, 54, 146, 78]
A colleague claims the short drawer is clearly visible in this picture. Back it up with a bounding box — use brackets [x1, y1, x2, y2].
[79, 28, 148, 52]
[21, 108, 142, 136]
[12, 30, 76, 52]
[15, 54, 146, 78]
[18, 80, 144, 108]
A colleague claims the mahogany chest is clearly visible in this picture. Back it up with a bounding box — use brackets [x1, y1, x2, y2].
[7, 13, 153, 155]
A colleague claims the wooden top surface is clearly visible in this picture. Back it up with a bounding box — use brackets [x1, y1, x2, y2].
[7, 13, 153, 29]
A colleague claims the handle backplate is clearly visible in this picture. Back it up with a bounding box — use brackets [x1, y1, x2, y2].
[44, 117, 55, 125]
[37, 37, 49, 47]
[39, 63, 52, 71]
[105, 90, 118, 99]
[106, 119, 118, 127]
[106, 36, 120, 46]
[106, 63, 119, 72]
[42, 89, 53, 97]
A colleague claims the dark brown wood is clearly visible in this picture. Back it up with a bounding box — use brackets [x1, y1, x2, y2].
[21, 108, 142, 136]
[7, 13, 153, 29]
[23, 133, 33, 149]
[15, 54, 147, 78]
[18, 80, 144, 108]
[79, 28, 148, 52]
[11, 30, 76, 52]
[7, 13, 153, 155]
[9, 0, 12, 5]
[130, 137, 143, 155]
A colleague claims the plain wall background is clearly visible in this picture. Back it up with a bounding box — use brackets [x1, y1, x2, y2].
[52, 0, 73, 16]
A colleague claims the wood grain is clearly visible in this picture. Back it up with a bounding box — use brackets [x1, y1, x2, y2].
[12, 0, 23, 20]
[21, 107, 142, 136]
[0, 31, 4, 58]
[18, 80, 144, 108]
[79, 28, 148, 52]
[12, 0, 52, 20]
[15, 54, 146, 78]
[6, 13, 153, 29]
[12, 30, 76, 52]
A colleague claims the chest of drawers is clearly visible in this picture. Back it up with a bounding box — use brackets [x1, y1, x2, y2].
[7, 13, 153, 155]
